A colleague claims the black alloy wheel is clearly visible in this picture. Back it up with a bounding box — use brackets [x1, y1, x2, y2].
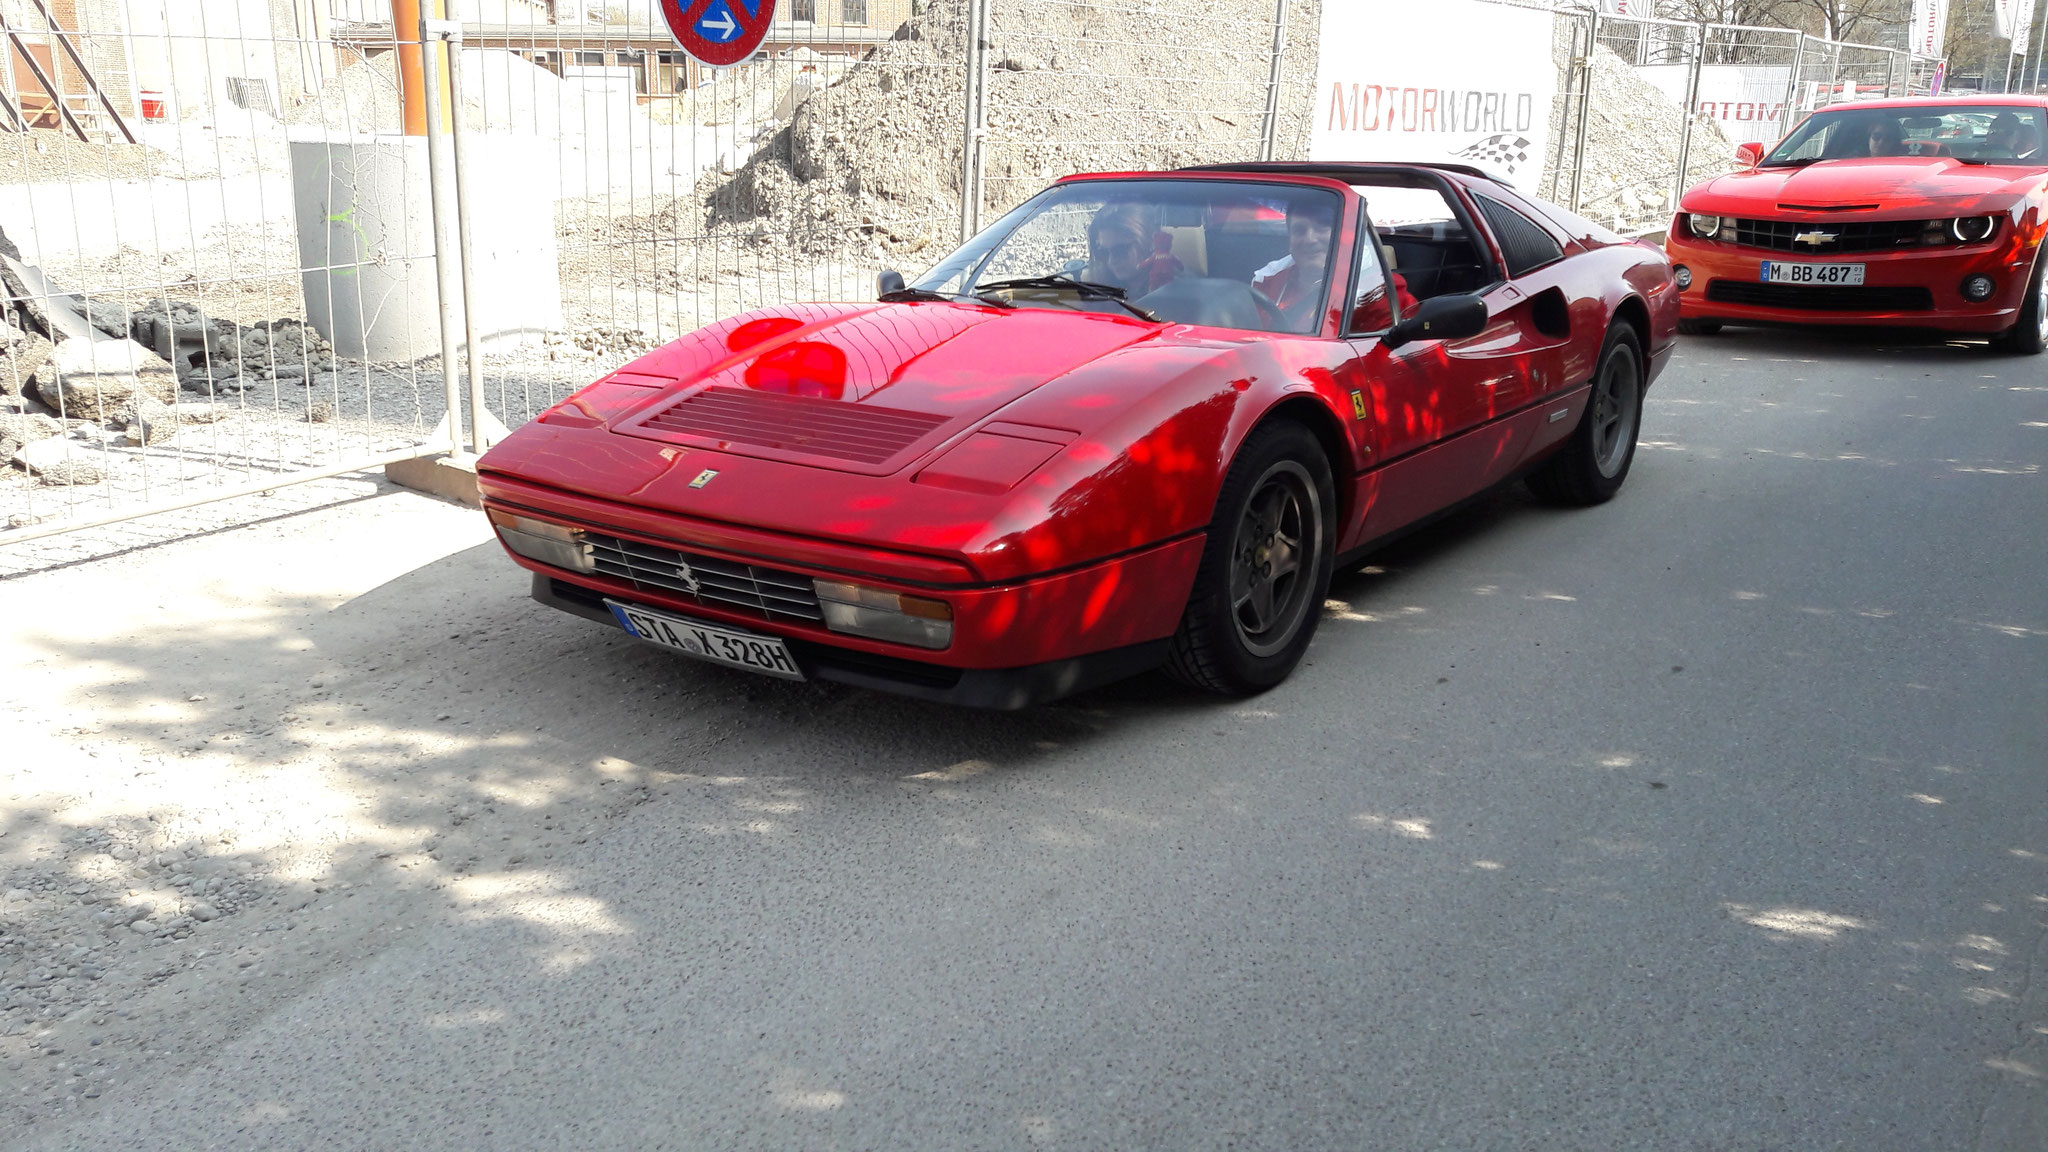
[1527, 323, 1645, 506]
[1996, 248, 2048, 355]
[1167, 421, 1336, 695]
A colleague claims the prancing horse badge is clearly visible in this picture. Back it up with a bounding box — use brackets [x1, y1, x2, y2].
[690, 469, 718, 489]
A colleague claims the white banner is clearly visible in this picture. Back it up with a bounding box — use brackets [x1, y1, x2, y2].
[1309, 0, 1558, 190]
[1637, 64, 1796, 145]
[1995, 0, 2025, 41]
[1909, 0, 1948, 59]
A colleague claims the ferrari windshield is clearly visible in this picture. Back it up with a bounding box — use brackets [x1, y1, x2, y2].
[912, 179, 1346, 335]
[1763, 104, 2047, 166]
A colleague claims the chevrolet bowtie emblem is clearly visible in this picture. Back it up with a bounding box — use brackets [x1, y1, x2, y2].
[1794, 230, 1838, 246]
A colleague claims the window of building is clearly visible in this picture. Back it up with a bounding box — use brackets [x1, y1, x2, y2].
[574, 50, 604, 66]
[842, 0, 866, 22]
[790, 0, 816, 20]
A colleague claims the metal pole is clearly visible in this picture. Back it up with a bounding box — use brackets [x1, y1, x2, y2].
[2031, 0, 2048, 92]
[417, 3, 466, 457]
[1258, 0, 1290, 162]
[958, 0, 988, 243]
[1781, 32, 1804, 137]
[436, 22, 493, 456]
[1673, 23, 1705, 212]
[1884, 49, 1900, 98]
[1570, 7, 1601, 212]
[1545, 13, 1587, 203]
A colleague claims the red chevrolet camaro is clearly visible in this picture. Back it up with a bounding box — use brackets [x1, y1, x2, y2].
[478, 163, 1679, 707]
[1667, 96, 2048, 352]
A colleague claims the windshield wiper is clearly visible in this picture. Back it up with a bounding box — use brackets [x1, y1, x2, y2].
[973, 275, 1160, 322]
[880, 287, 1014, 309]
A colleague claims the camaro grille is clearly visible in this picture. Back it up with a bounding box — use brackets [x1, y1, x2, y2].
[634, 387, 949, 465]
[1728, 218, 1926, 255]
[584, 532, 823, 622]
[1706, 281, 1934, 313]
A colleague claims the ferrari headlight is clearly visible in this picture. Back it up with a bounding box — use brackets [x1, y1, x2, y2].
[1687, 214, 1723, 240]
[1949, 216, 1998, 243]
[813, 580, 953, 649]
[487, 508, 594, 573]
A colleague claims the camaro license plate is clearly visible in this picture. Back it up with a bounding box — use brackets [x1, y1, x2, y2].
[1762, 261, 1865, 286]
[606, 600, 805, 681]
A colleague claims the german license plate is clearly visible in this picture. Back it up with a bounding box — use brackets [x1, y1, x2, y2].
[606, 600, 804, 681]
[1762, 261, 1865, 286]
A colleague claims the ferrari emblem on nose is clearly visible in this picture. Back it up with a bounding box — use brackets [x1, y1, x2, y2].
[673, 557, 701, 596]
[689, 469, 718, 488]
[1794, 231, 1838, 247]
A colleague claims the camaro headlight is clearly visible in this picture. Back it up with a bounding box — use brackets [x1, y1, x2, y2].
[813, 580, 953, 649]
[487, 508, 594, 573]
[1926, 216, 2000, 245]
[1688, 214, 1723, 240]
[1949, 216, 1998, 243]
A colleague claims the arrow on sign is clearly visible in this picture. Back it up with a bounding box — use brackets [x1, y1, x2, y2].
[695, 0, 740, 40]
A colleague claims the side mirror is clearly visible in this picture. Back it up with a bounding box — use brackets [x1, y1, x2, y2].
[1735, 141, 1765, 168]
[877, 269, 906, 298]
[1383, 294, 1489, 350]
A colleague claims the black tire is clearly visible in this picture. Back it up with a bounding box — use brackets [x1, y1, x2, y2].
[1165, 421, 1337, 696]
[1995, 248, 2047, 355]
[1527, 324, 1645, 507]
[1677, 318, 1722, 336]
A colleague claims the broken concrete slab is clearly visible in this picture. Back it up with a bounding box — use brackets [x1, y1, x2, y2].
[32, 336, 179, 421]
[0, 254, 92, 342]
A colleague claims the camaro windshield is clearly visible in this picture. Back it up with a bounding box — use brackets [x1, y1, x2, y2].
[912, 179, 1346, 335]
[1763, 104, 2047, 166]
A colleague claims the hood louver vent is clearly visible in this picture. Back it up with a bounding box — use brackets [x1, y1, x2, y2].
[630, 387, 949, 466]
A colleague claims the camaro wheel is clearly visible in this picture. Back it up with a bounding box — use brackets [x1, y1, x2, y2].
[1677, 318, 1722, 336]
[1527, 323, 1644, 506]
[1996, 248, 2048, 356]
[1166, 421, 1336, 696]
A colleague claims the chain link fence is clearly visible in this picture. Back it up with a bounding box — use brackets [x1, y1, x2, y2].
[0, 0, 1938, 567]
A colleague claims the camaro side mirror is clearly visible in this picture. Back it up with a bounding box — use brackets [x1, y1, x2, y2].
[877, 269, 906, 298]
[1735, 141, 1765, 168]
[1383, 294, 1489, 349]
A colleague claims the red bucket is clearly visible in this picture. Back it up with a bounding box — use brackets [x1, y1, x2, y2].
[139, 91, 166, 120]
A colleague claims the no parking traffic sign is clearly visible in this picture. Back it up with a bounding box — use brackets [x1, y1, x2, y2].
[660, 0, 776, 68]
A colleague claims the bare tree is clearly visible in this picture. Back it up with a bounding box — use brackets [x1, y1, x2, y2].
[1759, 0, 1909, 43]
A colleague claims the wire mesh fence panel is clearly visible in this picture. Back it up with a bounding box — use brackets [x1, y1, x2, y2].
[1561, 11, 1726, 234]
[975, 0, 1315, 228]
[0, 11, 457, 563]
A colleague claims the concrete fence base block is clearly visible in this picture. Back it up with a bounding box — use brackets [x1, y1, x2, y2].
[386, 453, 483, 508]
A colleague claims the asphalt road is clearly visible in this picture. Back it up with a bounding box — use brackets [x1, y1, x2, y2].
[9, 327, 2047, 1150]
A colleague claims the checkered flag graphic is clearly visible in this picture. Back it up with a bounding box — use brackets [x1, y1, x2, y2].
[1455, 134, 1534, 176]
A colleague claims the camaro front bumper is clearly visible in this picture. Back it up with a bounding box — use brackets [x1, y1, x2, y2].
[1666, 229, 2037, 334]
[479, 475, 1205, 709]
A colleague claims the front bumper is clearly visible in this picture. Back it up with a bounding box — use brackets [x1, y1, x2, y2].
[1666, 228, 2036, 334]
[481, 480, 1205, 708]
[532, 575, 1170, 709]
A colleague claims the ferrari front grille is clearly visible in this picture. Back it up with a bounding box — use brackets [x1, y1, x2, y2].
[634, 387, 949, 465]
[1706, 281, 1934, 312]
[584, 532, 823, 622]
[1728, 218, 1926, 254]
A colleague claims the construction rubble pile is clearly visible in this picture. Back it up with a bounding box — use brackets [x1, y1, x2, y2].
[1549, 33, 1738, 230]
[704, 0, 1320, 259]
[0, 227, 345, 491]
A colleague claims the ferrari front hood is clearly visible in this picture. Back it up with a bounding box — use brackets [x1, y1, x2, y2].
[603, 302, 1162, 477]
[1684, 157, 2042, 216]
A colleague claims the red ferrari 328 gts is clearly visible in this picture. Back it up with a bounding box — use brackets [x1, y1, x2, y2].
[478, 163, 1679, 707]
[1667, 96, 2048, 352]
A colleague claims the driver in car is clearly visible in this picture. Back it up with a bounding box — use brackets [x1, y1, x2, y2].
[1250, 199, 1338, 329]
[1083, 203, 1163, 295]
[1983, 113, 2041, 161]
